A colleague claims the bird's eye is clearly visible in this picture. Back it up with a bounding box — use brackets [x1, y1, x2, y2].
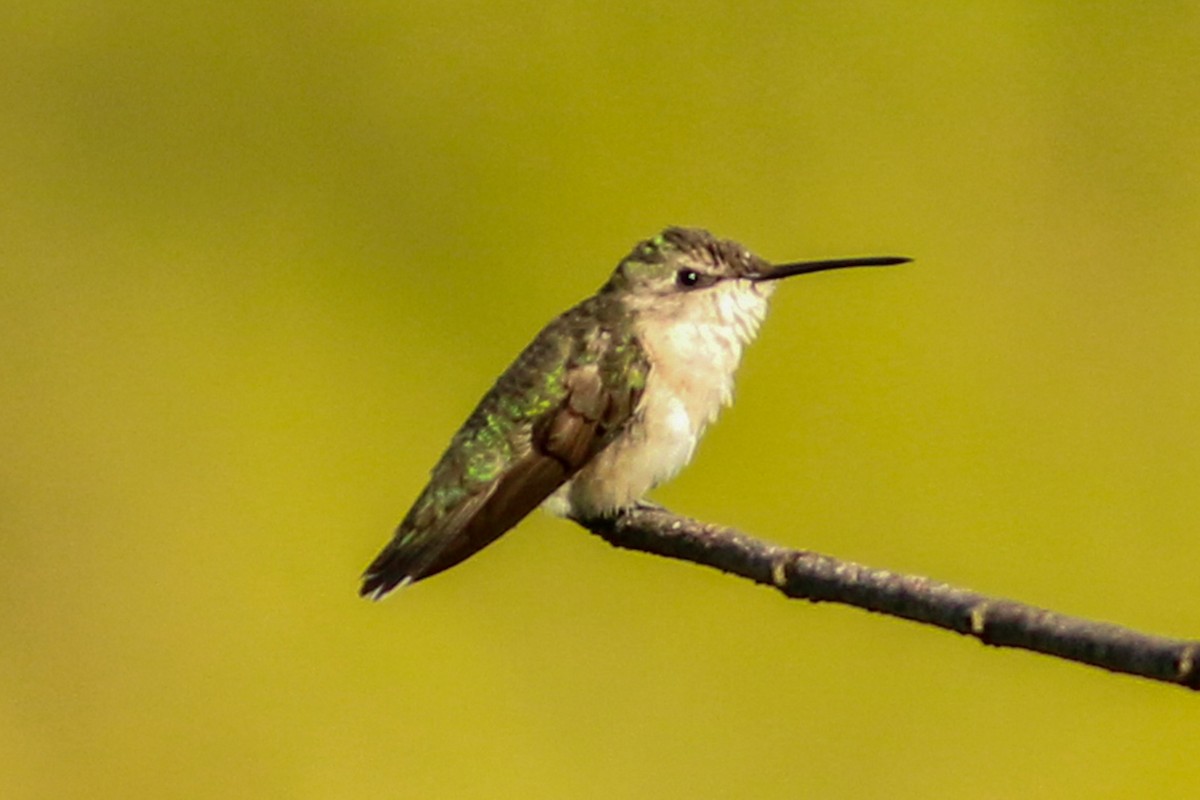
[676, 269, 701, 288]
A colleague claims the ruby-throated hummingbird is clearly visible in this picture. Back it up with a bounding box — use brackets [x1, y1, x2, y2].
[360, 227, 908, 599]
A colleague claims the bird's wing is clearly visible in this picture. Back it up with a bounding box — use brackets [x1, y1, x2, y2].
[360, 319, 645, 598]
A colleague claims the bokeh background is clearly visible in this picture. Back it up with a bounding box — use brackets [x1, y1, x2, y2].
[3, 3, 1198, 797]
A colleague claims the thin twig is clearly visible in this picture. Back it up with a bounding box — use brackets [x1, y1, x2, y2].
[578, 507, 1200, 692]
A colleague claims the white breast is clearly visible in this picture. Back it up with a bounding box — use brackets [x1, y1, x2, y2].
[545, 281, 773, 518]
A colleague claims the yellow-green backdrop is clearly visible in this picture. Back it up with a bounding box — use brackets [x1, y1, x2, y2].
[3, 3, 1198, 797]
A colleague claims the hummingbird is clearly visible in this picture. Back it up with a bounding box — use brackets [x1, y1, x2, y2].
[360, 227, 908, 599]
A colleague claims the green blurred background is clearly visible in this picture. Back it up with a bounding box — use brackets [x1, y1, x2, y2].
[3, 2, 1198, 797]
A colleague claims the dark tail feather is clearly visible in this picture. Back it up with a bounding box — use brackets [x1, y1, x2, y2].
[360, 460, 565, 599]
[359, 545, 419, 600]
[359, 539, 454, 599]
[358, 524, 503, 600]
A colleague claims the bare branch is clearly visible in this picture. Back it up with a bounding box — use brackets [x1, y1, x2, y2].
[578, 507, 1200, 692]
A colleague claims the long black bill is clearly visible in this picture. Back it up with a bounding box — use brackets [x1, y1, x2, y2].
[752, 255, 911, 282]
